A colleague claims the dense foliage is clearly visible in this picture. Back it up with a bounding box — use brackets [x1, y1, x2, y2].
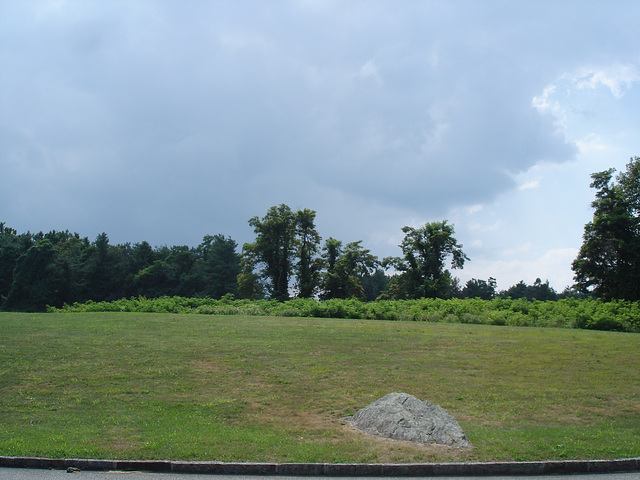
[0, 225, 240, 312]
[52, 295, 640, 333]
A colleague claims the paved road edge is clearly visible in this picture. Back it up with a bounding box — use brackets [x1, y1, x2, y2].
[1, 456, 639, 476]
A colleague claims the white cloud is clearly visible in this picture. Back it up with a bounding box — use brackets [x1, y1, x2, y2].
[359, 59, 382, 85]
[576, 133, 607, 153]
[518, 179, 540, 190]
[574, 64, 640, 98]
[532, 85, 558, 114]
[466, 204, 483, 215]
[460, 248, 579, 291]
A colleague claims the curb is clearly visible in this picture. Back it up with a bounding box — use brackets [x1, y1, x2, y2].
[1, 456, 639, 476]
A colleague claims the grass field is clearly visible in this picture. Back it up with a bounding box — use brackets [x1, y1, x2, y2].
[1, 312, 639, 463]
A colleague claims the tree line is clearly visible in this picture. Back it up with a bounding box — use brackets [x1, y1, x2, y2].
[1, 156, 638, 312]
[0, 228, 242, 312]
[0, 213, 563, 312]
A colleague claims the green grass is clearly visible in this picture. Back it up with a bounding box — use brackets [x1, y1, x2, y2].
[1, 312, 639, 463]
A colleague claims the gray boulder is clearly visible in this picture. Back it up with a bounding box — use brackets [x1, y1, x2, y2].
[347, 392, 472, 449]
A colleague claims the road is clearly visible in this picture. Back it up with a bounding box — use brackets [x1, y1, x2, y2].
[0, 469, 638, 480]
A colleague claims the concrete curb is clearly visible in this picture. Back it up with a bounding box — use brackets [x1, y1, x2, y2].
[0, 456, 639, 476]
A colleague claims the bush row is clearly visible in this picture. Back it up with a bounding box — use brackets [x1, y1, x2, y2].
[50, 296, 640, 333]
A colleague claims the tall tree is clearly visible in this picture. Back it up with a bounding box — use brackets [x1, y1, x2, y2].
[0, 223, 33, 302]
[3, 239, 68, 311]
[131, 241, 156, 273]
[387, 221, 468, 299]
[319, 238, 343, 299]
[197, 234, 241, 298]
[49, 230, 89, 302]
[81, 233, 117, 301]
[119, 241, 156, 297]
[294, 208, 322, 298]
[572, 157, 640, 300]
[244, 204, 298, 301]
[166, 245, 200, 297]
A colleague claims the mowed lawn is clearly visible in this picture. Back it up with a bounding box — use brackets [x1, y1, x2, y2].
[1, 312, 639, 463]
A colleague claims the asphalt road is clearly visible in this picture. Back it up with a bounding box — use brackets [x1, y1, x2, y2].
[0, 469, 639, 480]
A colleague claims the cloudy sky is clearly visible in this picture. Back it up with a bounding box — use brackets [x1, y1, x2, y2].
[2, 0, 639, 291]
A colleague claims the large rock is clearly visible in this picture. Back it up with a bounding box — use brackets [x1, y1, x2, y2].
[347, 392, 472, 449]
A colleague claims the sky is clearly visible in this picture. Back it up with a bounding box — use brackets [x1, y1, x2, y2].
[1, 0, 639, 292]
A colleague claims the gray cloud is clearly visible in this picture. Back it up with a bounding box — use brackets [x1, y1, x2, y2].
[1, 0, 638, 262]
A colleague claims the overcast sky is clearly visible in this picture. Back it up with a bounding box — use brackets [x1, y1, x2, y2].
[2, 0, 639, 291]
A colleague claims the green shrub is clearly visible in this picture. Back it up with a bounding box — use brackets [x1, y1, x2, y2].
[51, 296, 640, 333]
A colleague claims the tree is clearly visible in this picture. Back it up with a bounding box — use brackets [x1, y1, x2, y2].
[197, 235, 241, 298]
[243, 204, 322, 301]
[461, 277, 497, 300]
[387, 221, 468, 299]
[237, 254, 264, 299]
[319, 238, 343, 299]
[499, 278, 557, 300]
[361, 268, 391, 301]
[81, 233, 117, 301]
[500, 280, 528, 299]
[572, 157, 640, 300]
[320, 239, 379, 300]
[131, 241, 156, 273]
[48, 230, 89, 302]
[0, 223, 33, 303]
[133, 260, 171, 297]
[165, 245, 200, 297]
[294, 209, 322, 298]
[3, 239, 68, 311]
[529, 278, 557, 301]
[244, 204, 298, 301]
